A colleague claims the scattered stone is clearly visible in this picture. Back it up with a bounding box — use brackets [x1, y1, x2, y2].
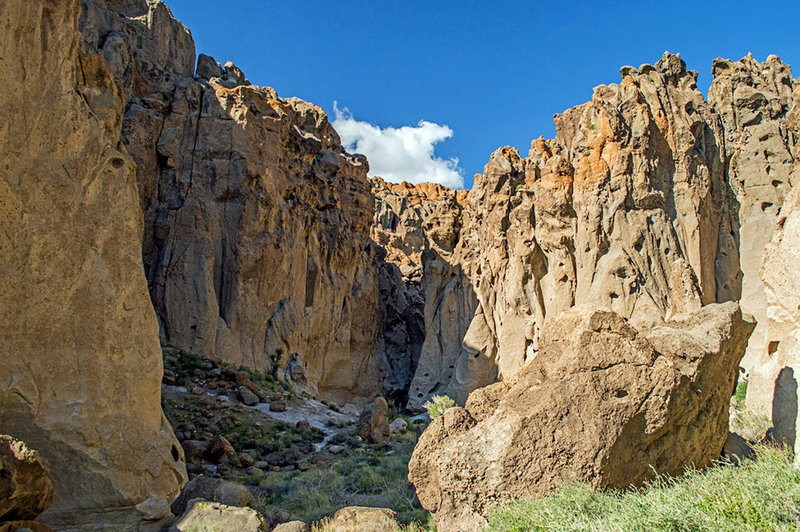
[0, 435, 54, 521]
[238, 387, 259, 406]
[389, 418, 408, 435]
[206, 436, 236, 463]
[171, 475, 254, 516]
[273, 521, 307, 532]
[357, 397, 391, 444]
[296, 459, 310, 472]
[295, 420, 311, 432]
[238, 453, 255, 468]
[191, 386, 204, 396]
[170, 499, 268, 532]
[316, 506, 399, 532]
[722, 432, 756, 464]
[327, 445, 345, 455]
[269, 400, 288, 413]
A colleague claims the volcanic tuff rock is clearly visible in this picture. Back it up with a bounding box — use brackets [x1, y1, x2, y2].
[372, 177, 470, 398]
[748, 188, 800, 462]
[386, 53, 745, 410]
[707, 54, 800, 383]
[408, 303, 753, 531]
[79, 0, 383, 402]
[0, 0, 186, 528]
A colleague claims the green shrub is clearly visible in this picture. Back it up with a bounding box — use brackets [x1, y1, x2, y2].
[423, 395, 455, 419]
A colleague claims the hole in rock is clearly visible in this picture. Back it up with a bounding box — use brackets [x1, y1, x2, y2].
[110, 157, 125, 168]
[615, 390, 629, 398]
[761, 202, 774, 212]
[171, 444, 180, 462]
[768, 341, 780, 355]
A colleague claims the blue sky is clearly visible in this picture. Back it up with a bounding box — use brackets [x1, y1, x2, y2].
[165, 1, 800, 189]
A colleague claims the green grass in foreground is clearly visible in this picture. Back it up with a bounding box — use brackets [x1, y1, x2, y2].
[488, 446, 800, 531]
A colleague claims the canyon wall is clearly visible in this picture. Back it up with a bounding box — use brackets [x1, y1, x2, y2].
[380, 53, 746, 410]
[707, 55, 799, 410]
[79, 0, 383, 403]
[0, 0, 186, 528]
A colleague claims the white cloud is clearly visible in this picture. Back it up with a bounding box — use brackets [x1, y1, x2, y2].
[332, 103, 464, 189]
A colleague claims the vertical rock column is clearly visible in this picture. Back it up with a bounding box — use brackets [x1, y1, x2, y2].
[0, 1, 186, 528]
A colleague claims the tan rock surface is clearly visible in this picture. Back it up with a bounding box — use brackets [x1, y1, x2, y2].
[708, 54, 800, 384]
[748, 188, 800, 462]
[387, 53, 743, 410]
[80, 0, 384, 403]
[169, 500, 268, 532]
[316, 506, 399, 532]
[408, 303, 753, 531]
[0, 0, 185, 528]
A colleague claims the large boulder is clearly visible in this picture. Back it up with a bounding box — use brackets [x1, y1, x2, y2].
[357, 397, 391, 444]
[0, 1, 186, 528]
[408, 302, 753, 531]
[316, 506, 399, 532]
[170, 500, 268, 532]
[0, 436, 54, 521]
[171, 475, 253, 517]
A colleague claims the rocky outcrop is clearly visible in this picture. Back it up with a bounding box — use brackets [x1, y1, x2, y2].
[747, 188, 800, 462]
[79, 0, 383, 402]
[708, 54, 800, 382]
[408, 303, 753, 531]
[0, 0, 186, 528]
[393, 53, 743, 410]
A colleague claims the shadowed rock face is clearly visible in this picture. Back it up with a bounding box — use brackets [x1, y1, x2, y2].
[79, 0, 384, 403]
[408, 303, 753, 532]
[0, 0, 186, 528]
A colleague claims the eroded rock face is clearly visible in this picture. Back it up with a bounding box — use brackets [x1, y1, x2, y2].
[79, 0, 383, 402]
[0, 0, 185, 528]
[395, 53, 743, 409]
[408, 303, 753, 531]
[708, 53, 800, 381]
[748, 188, 800, 462]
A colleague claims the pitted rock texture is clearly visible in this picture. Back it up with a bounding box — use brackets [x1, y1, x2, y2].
[0, 0, 186, 528]
[408, 303, 753, 531]
[748, 188, 800, 462]
[395, 53, 744, 410]
[708, 54, 800, 381]
[80, 0, 383, 402]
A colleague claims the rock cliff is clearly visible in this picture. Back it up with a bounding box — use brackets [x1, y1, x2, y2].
[381, 53, 745, 410]
[408, 303, 753, 531]
[0, 0, 186, 528]
[707, 54, 800, 390]
[749, 188, 800, 461]
[79, 0, 383, 402]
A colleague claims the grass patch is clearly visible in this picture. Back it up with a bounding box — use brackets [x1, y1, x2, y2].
[254, 428, 429, 525]
[487, 445, 800, 531]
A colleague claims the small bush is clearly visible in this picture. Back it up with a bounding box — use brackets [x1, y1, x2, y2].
[423, 395, 455, 419]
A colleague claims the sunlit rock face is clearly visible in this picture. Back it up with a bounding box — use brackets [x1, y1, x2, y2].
[375, 53, 744, 410]
[409, 303, 753, 532]
[0, 0, 185, 528]
[79, 0, 384, 403]
[707, 54, 800, 392]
